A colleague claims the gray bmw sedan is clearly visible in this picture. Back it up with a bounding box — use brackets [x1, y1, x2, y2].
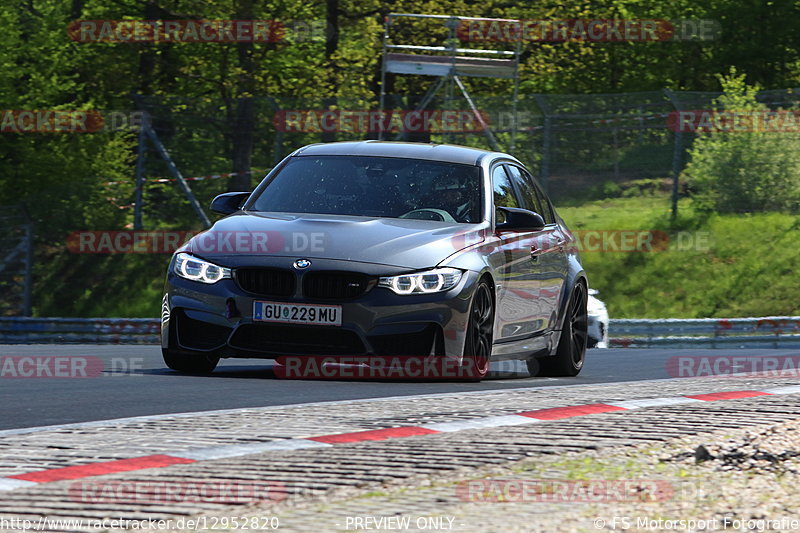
[161, 141, 588, 381]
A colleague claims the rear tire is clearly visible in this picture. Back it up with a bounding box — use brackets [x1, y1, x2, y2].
[538, 282, 588, 377]
[162, 348, 219, 374]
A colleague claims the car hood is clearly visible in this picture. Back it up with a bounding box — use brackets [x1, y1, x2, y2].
[182, 212, 487, 269]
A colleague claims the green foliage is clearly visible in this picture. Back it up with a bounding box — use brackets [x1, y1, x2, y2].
[682, 69, 800, 213]
[0, 2, 137, 241]
[601, 181, 622, 198]
[34, 251, 166, 317]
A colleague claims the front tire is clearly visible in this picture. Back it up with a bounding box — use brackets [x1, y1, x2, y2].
[462, 281, 494, 381]
[538, 282, 588, 377]
[162, 348, 219, 374]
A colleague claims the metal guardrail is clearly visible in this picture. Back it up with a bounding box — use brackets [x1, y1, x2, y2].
[609, 316, 800, 348]
[0, 318, 160, 344]
[1, 316, 799, 347]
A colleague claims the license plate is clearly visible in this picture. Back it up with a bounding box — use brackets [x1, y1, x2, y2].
[253, 301, 342, 326]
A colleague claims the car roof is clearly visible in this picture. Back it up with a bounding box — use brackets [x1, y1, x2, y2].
[293, 141, 500, 166]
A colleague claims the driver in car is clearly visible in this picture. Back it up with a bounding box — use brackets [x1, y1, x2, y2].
[434, 174, 474, 222]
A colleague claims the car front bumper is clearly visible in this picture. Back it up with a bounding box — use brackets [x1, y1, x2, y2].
[162, 266, 480, 359]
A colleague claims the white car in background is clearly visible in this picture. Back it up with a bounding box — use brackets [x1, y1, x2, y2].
[587, 289, 609, 348]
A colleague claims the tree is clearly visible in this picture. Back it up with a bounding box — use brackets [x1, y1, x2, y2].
[682, 69, 800, 213]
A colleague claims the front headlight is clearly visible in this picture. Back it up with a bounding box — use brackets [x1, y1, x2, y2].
[173, 252, 232, 284]
[378, 268, 463, 295]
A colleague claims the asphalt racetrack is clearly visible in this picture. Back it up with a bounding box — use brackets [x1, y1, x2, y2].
[1, 345, 797, 430]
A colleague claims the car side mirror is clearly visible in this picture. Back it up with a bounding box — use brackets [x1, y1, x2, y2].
[210, 192, 250, 215]
[495, 207, 545, 231]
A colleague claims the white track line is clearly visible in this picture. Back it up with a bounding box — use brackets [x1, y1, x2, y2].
[607, 397, 704, 409]
[420, 415, 543, 432]
[178, 439, 332, 461]
[0, 479, 36, 491]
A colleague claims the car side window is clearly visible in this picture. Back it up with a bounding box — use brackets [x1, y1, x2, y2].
[505, 165, 544, 219]
[528, 174, 556, 225]
[491, 165, 519, 225]
[514, 166, 555, 225]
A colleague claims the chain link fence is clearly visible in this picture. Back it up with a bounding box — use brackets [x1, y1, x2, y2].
[130, 88, 800, 228]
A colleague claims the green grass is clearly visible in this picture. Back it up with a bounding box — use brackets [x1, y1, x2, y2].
[559, 195, 672, 228]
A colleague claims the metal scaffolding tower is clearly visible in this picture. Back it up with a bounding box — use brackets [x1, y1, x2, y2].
[379, 14, 522, 151]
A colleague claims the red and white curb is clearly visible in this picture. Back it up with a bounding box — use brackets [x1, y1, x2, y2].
[2, 385, 800, 492]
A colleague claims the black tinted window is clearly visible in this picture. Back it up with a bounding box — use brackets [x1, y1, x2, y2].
[505, 165, 543, 217]
[528, 173, 555, 224]
[250, 156, 482, 223]
[508, 165, 554, 224]
[491, 165, 519, 224]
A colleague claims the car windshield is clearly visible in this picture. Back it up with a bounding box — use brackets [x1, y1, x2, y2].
[249, 155, 483, 223]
